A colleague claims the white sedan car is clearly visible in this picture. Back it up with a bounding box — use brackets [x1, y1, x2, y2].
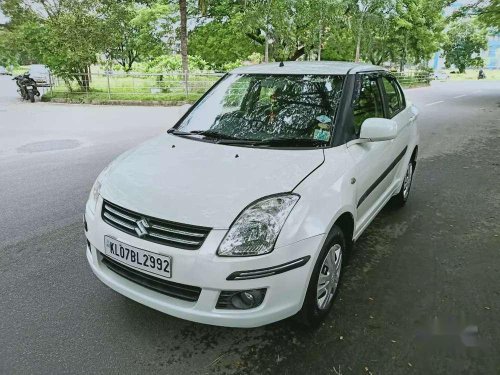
[85, 61, 419, 328]
[28, 64, 51, 86]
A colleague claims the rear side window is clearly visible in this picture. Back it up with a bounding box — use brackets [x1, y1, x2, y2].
[352, 74, 384, 136]
[382, 77, 405, 117]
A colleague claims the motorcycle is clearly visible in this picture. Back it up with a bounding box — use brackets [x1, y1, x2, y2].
[478, 69, 486, 80]
[13, 73, 40, 102]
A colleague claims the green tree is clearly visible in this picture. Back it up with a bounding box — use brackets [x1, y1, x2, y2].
[189, 14, 260, 68]
[348, 0, 446, 69]
[441, 20, 488, 73]
[453, 0, 500, 32]
[1, 0, 109, 89]
[0, 28, 18, 66]
[101, 1, 171, 72]
[234, 0, 349, 62]
[391, 0, 446, 69]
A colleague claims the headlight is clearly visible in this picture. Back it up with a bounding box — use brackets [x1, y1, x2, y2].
[87, 179, 102, 214]
[217, 194, 300, 257]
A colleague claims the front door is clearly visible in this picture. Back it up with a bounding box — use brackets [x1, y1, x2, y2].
[346, 73, 396, 231]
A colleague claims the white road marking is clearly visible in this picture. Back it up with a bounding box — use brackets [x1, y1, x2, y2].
[425, 100, 444, 106]
[453, 94, 467, 98]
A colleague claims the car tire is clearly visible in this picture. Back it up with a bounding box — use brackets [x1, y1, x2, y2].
[296, 225, 346, 328]
[393, 159, 415, 207]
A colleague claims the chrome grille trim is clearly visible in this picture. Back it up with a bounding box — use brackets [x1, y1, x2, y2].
[102, 200, 211, 250]
[103, 212, 136, 231]
[104, 204, 137, 222]
[150, 224, 205, 238]
[148, 232, 200, 246]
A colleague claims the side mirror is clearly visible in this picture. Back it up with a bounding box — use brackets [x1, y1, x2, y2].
[359, 118, 397, 142]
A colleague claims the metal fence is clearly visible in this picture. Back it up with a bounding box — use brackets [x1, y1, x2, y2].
[48, 71, 225, 101]
[47, 70, 431, 101]
[392, 71, 431, 86]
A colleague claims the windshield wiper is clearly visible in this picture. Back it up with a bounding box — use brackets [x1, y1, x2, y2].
[167, 128, 239, 141]
[250, 138, 329, 147]
[167, 129, 327, 147]
[167, 129, 192, 136]
[188, 130, 240, 140]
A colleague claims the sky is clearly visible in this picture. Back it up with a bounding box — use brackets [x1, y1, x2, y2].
[0, 9, 8, 24]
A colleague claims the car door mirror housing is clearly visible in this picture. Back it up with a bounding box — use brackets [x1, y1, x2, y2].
[359, 118, 398, 142]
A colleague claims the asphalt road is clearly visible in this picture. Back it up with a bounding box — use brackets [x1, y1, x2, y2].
[0, 76, 499, 375]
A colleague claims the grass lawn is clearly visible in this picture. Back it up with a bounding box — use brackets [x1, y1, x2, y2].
[42, 90, 203, 104]
[441, 69, 500, 81]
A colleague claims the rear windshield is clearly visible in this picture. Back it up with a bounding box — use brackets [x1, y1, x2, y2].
[30, 66, 48, 73]
[176, 74, 345, 147]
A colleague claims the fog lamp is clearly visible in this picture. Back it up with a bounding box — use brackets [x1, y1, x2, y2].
[216, 289, 266, 310]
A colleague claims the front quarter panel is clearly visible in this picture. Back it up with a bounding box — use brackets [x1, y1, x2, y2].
[276, 146, 356, 248]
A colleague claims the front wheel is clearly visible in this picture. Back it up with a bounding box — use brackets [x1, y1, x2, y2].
[296, 225, 345, 328]
[28, 90, 35, 103]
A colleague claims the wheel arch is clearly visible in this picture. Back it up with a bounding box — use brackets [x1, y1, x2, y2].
[410, 146, 418, 169]
[332, 211, 354, 252]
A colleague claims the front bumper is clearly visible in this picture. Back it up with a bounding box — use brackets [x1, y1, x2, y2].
[85, 198, 325, 328]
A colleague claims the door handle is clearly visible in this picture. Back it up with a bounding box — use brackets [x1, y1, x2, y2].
[409, 115, 416, 122]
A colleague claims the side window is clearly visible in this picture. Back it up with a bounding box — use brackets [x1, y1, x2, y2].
[352, 75, 384, 136]
[382, 77, 405, 118]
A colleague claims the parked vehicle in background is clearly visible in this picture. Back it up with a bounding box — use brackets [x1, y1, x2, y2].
[478, 69, 486, 79]
[85, 61, 419, 328]
[13, 74, 41, 102]
[28, 64, 51, 86]
[0, 66, 12, 75]
[433, 71, 450, 80]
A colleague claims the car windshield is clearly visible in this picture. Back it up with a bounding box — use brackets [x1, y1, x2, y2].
[174, 74, 345, 147]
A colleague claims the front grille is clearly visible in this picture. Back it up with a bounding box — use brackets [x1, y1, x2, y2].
[102, 200, 211, 250]
[101, 254, 201, 302]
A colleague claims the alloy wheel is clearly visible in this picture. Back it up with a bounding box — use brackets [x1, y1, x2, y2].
[403, 162, 413, 199]
[316, 244, 342, 310]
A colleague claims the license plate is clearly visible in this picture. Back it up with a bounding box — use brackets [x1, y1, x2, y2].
[104, 236, 172, 278]
[26, 86, 33, 89]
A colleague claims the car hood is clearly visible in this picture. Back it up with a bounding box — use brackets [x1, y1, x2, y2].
[100, 134, 324, 229]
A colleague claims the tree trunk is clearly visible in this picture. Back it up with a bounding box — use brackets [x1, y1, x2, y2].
[288, 46, 306, 61]
[264, 33, 269, 63]
[318, 23, 322, 61]
[179, 0, 188, 95]
[355, 35, 361, 62]
[354, 15, 364, 63]
[179, 0, 188, 74]
[79, 65, 90, 92]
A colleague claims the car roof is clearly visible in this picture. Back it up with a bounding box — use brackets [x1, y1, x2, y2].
[29, 64, 48, 70]
[230, 61, 385, 75]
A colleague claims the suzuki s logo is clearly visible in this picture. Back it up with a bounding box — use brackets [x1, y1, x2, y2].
[135, 218, 150, 237]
